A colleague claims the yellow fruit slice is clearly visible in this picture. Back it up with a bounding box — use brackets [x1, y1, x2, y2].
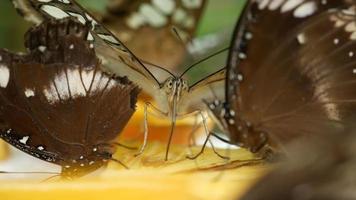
[0, 140, 8, 161]
[0, 141, 269, 200]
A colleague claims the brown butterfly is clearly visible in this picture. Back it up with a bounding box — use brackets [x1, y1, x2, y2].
[0, 18, 139, 178]
[101, 0, 207, 70]
[206, 0, 356, 155]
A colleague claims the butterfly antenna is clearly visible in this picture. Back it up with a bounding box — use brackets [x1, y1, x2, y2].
[140, 59, 175, 77]
[180, 47, 229, 77]
[172, 27, 197, 62]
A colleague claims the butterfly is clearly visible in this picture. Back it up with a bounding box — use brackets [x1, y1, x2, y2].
[10, 0, 226, 160]
[101, 0, 207, 70]
[0, 17, 139, 178]
[206, 0, 356, 154]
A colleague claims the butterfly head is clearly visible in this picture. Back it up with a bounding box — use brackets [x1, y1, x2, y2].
[162, 77, 189, 112]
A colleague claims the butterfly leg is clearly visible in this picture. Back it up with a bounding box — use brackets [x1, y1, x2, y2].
[186, 111, 211, 159]
[134, 102, 150, 157]
[188, 116, 200, 147]
[187, 111, 230, 160]
[134, 102, 167, 157]
[112, 142, 137, 150]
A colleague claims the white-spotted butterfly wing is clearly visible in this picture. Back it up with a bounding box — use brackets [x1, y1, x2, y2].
[102, 0, 207, 70]
[11, 0, 161, 96]
[211, 0, 356, 152]
[0, 18, 139, 177]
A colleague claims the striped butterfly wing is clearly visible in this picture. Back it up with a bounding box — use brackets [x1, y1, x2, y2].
[220, 0, 356, 152]
[0, 18, 139, 177]
[102, 0, 207, 70]
[11, 0, 161, 96]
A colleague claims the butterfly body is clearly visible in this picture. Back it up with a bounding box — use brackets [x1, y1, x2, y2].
[0, 18, 139, 177]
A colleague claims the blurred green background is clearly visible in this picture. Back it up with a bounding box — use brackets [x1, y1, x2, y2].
[0, 0, 246, 81]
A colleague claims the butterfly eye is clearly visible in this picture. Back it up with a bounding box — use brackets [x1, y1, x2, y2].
[182, 80, 188, 90]
[166, 80, 173, 89]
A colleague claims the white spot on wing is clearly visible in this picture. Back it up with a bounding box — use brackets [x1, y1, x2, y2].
[173, 8, 187, 23]
[38, 45, 47, 52]
[40, 5, 70, 19]
[0, 64, 10, 88]
[126, 12, 146, 29]
[297, 33, 306, 44]
[182, 0, 203, 9]
[68, 12, 86, 25]
[43, 83, 60, 104]
[19, 136, 29, 145]
[333, 38, 339, 45]
[37, 146, 45, 151]
[152, 0, 175, 15]
[268, 0, 284, 10]
[139, 3, 167, 27]
[59, 0, 70, 3]
[281, 0, 305, 13]
[258, 0, 270, 10]
[87, 32, 94, 41]
[294, 1, 317, 18]
[67, 68, 86, 98]
[25, 88, 35, 98]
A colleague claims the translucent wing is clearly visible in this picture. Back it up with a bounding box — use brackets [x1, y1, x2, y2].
[101, 0, 207, 70]
[179, 68, 226, 112]
[220, 0, 356, 151]
[11, 0, 161, 95]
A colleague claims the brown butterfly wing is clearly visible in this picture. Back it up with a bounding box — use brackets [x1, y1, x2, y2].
[11, 0, 161, 97]
[101, 0, 207, 69]
[223, 1, 355, 151]
[0, 18, 139, 176]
